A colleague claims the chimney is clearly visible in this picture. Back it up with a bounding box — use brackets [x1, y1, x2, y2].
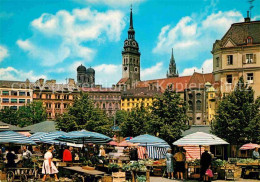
[39, 78, 44, 86]
[68, 78, 75, 86]
[244, 11, 250, 22]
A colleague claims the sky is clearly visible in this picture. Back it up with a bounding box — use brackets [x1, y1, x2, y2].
[0, 0, 260, 86]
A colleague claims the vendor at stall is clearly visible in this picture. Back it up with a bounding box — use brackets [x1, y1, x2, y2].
[174, 148, 185, 180]
[63, 146, 73, 162]
[252, 147, 259, 159]
[22, 146, 32, 160]
[99, 145, 106, 157]
[6, 147, 16, 167]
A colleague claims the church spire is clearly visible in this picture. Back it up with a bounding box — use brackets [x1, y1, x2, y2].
[167, 48, 179, 78]
[128, 5, 135, 39]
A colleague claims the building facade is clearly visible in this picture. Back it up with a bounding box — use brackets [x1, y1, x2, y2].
[82, 87, 121, 116]
[212, 16, 260, 99]
[117, 7, 141, 89]
[121, 87, 161, 111]
[33, 78, 79, 119]
[0, 80, 33, 110]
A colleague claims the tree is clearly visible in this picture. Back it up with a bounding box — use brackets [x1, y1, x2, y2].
[17, 101, 47, 127]
[119, 103, 151, 137]
[0, 101, 46, 127]
[0, 107, 18, 125]
[147, 89, 189, 146]
[211, 76, 260, 145]
[56, 92, 113, 136]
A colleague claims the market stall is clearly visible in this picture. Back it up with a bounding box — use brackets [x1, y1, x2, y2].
[173, 132, 229, 180]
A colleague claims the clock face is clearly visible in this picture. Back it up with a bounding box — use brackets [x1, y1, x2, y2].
[132, 41, 136, 46]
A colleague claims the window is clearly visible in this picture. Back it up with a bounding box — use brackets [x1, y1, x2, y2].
[247, 73, 254, 84]
[188, 94, 193, 100]
[19, 91, 26, 96]
[11, 91, 17, 96]
[246, 54, 253, 63]
[196, 117, 201, 120]
[103, 103, 106, 108]
[246, 37, 253, 44]
[196, 100, 201, 110]
[210, 94, 213, 98]
[10, 106, 17, 110]
[27, 99, 30, 104]
[196, 93, 201, 99]
[19, 99, 25, 103]
[3, 98, 9, 103]
[227, 55, 233, 65]
[2, 91, 9, 95]
[11, 99, 17, 103]
[226, 75, 232, 84]
[188, 101, 193, 110]
[216, 57, 219, 67]
[27, 92, 30, 96]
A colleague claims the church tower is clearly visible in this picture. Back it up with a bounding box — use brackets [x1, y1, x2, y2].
[167, 48, 179, 78]
[121, 6, 141, 88]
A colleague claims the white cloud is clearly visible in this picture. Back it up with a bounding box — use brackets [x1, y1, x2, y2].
[94, 64, 121, 86]
[141, 62, 164, 80]
[17, 8, 125, 66]
[0, 45, 9, 62]
[81, 0, 146, 7]
[153, 10, 244, 60]
[0, 67, 46, 81]
[181, 59, 213, 76]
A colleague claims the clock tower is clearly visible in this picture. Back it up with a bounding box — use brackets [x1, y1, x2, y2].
[121, 7, 141, 88]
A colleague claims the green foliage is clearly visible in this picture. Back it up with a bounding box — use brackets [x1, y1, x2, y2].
[211, 77, 260, 145]
[119, 103, 151, 137]
[211, 159, 227, 167]
[0, 101, 46, 127]
[122, 161, 147, 172]
[136, 175, 146, 182]
[55, 92, 113, 136]
[108, 163, 120, 170]
[148, 89, 189, 146]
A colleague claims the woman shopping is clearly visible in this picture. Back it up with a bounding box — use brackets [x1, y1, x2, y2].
[42, 146, 59, 181]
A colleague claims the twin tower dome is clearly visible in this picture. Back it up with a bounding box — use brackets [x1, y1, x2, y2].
[77, 64, 95, 87]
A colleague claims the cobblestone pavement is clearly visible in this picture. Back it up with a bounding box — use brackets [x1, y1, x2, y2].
[150, 177, 259, 182]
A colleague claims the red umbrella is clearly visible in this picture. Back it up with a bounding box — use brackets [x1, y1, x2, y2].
[109, 141, 119, 146]
[239, 143, 259, 150]
[118, 140, 138, 147]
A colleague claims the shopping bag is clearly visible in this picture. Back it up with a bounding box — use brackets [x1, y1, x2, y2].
[205, 169, 213, 177]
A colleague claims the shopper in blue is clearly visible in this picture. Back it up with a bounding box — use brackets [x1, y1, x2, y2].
[166, 148, 175, 179]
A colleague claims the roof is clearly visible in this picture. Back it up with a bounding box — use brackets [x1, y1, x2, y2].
[0, 80, 31, 89]
[117, 78, 129, 85]
[0, 121, 29, 131]
[187, 72, 214, 89]
[86, 67, 95, 73]
[81, 87, 121, 93]
[137, 75, 192, 92]
[23, 121, 57, 133]
[77, 64, 87, 72]
[122, 87, 162, 98]
[182, 125, 210, 137]
[213, 20, 260, 50]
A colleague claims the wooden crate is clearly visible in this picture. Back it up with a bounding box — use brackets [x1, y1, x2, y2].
[112, 172, 125, 182]
[102, 176, 113, 182]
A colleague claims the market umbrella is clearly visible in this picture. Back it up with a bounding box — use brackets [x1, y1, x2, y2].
[130, 134, 170, 148]
[56, 130, 112, 144]
[29, 132, 47, 142]
[118, 140, 138, 147]
[0, 131, 36, 145]
[173, 132, 229, 159]
[39, 131, 67, 145]
[239, 143, 260, 150]
[109, 141, 119, 146]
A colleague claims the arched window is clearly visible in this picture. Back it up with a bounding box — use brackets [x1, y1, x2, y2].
[188, 93, 193, 100]
[196, 93, 201, 99]
[246, 36, 253, 44]
[188, 101, 193, 110]
[196, 100, 201, 110]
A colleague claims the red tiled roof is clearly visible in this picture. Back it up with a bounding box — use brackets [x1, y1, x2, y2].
[117, 78, 129, 85]
[81, 87, 120, 92]
[187, 72, 214, 89]
[137, 76, 192, 92]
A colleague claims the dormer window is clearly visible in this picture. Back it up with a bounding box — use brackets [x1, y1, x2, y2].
[246, 37, 253, 44]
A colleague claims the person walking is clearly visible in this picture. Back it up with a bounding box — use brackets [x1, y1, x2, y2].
[200, 148, 212, 181]
[42, 146, 59, 181]
[165, 148, 175, 179]
[174, 148, 185, 180]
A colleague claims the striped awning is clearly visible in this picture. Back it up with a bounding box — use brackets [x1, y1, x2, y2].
[56, 130, 112, 144]
[130, 134, 170, 148]
[0, 131, 36, 145]
[39, 131, 67, 145]
[147, 146, 168, 159]
[173, 132, 229, 146]
[184, 146, 205, 161]
[30, 132, 47, 142]
[239, 143, 260, 150]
